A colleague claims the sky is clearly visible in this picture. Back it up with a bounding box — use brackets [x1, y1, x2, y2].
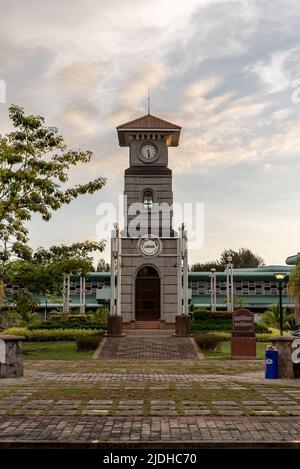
[0, 0, 300, 267]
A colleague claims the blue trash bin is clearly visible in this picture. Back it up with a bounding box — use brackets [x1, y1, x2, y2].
[265, 346, 278, 379]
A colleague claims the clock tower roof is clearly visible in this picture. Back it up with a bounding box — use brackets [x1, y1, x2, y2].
[117, 113, 181, 147]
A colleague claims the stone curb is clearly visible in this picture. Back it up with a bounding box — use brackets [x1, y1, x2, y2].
[92, 337, 107, 359]
[189, 337, 204, 360]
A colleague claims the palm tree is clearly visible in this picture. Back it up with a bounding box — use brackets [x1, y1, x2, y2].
[288, 261, 300, 321]
[13, 290, 38, 327]
[261, 304, 294, 331]
[16, 310, 38, 327]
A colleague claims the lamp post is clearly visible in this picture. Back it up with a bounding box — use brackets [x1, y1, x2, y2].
[274, 273, 286, 336]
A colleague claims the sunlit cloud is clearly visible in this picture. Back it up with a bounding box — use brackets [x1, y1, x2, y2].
[0, 0, 300, 265]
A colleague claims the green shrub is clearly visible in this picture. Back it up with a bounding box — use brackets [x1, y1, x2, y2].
[49, 313, 62, 322]
[76, 334, 102, 352]
[28, 321, 106, 330]
[256, 333, 277, 342]
[261, 305, 294, 330]
[0, 310, 19, 328]
[3, 327, 103, 342]
[254, 323, 271, 333]
[67, 314, 90, 323]
[194, 333, 223, 351]
[191, 320, 232, 331]
[91, 308, 108, 324]
[193, 310, 232, 321]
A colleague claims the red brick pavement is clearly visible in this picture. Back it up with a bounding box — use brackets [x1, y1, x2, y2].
[99, 332, 198, 360]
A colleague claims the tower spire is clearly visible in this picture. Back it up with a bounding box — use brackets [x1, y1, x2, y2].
[147, 88, 150, 115]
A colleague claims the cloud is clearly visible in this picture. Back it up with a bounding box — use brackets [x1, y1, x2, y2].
[55, 61, 106, 93]
[245, 47, 300, 94]
[57, 98, 100, 139]
[1, 0, 300, 265]
[105, 63, 170, 126]
[185, 76, 224, 98]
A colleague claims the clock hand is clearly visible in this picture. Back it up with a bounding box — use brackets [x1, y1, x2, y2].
[147, 149, 150, 158]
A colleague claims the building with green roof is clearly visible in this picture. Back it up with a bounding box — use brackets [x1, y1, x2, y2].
[5, 265, 293, 314]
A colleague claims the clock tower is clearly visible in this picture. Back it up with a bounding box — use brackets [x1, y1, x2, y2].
[109, 112, 189, 331]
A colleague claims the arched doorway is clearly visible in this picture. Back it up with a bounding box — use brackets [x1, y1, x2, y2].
[135, 266, 160, 320]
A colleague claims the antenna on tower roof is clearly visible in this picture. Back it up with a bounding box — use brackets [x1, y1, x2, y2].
[147, 88, 150, 115]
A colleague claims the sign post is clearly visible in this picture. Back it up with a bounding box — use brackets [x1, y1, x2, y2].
[231, 308, 256, 359]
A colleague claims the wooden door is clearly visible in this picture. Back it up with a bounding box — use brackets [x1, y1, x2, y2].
[135, 277, 160, 320]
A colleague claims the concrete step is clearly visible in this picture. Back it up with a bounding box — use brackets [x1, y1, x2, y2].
[135, 321, 161, 329]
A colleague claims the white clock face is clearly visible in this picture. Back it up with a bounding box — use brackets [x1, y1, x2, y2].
[139, 143, 157, 162]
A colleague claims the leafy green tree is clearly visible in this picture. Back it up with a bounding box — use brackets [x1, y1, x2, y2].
[0, 105, 106, 264]
[261, 304, 293, 330]
[96, 258, 110, 272]
[219, 248, 265, 268]
[4, 241, 105, 310]
[190, 261, 222, 272]
[190, 248, 265, 271]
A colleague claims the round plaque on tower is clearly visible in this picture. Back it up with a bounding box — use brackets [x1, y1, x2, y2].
[138, 237, 161, 257]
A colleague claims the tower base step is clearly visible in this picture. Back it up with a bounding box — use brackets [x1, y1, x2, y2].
[123, 320, 174, 330]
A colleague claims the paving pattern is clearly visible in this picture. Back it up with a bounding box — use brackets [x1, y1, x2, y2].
[1, 359, 300, 443]
[1, 415, 300, 442]
[1, 378, 300, 417]
[99, 331, 198, 360]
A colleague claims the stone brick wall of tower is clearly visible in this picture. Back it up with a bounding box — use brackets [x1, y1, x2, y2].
[120, 238, 179, 323]
[124, 174, 173, 237]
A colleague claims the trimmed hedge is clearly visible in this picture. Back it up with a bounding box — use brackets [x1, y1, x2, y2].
[192, 330, 280, 344]
[3, 327, 104, 342]
[256, 333, 278, 343]
[192, 310, 232, 321]
[191, 320, 232, 331]
[76, 334, 102, 352]
[29, 322, 107, 330]
[191, 319, 270, 333]
[194, 333, 223, 351]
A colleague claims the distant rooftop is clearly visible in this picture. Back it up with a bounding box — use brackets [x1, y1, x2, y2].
[117, 113, 181, 146]
[117, 113, 181, 130]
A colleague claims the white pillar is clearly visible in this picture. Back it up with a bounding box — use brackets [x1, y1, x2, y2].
[110, 233, 116, 316]
[213, 272, 217, 311]
[82, 276, 86, 314]
[67, 274, 70, 312]
[182, 224, 188, 316]
[79, 275, 82, 314]
[226, 267, 230, 312]
[79, 274, 86, 315]
[226, 257, 234, 313]
[230, 265, 234, 312]
[63, 273, 70, 315]
[62, 273, 66, 312]
[210, 268, 216, 312]
[116, 225, 122, 316]
[177, 237, 182, 315]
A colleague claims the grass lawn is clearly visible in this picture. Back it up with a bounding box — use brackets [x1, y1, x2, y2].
[202, 341, 267, 359]
[23, 341, 94, 360]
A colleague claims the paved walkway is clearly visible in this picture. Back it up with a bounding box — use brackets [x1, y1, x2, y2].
[99, 331, 198, 360]
[0, 416, 300, 443]
[1, 379, 300, 417]
[1, 360, 300, 444]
